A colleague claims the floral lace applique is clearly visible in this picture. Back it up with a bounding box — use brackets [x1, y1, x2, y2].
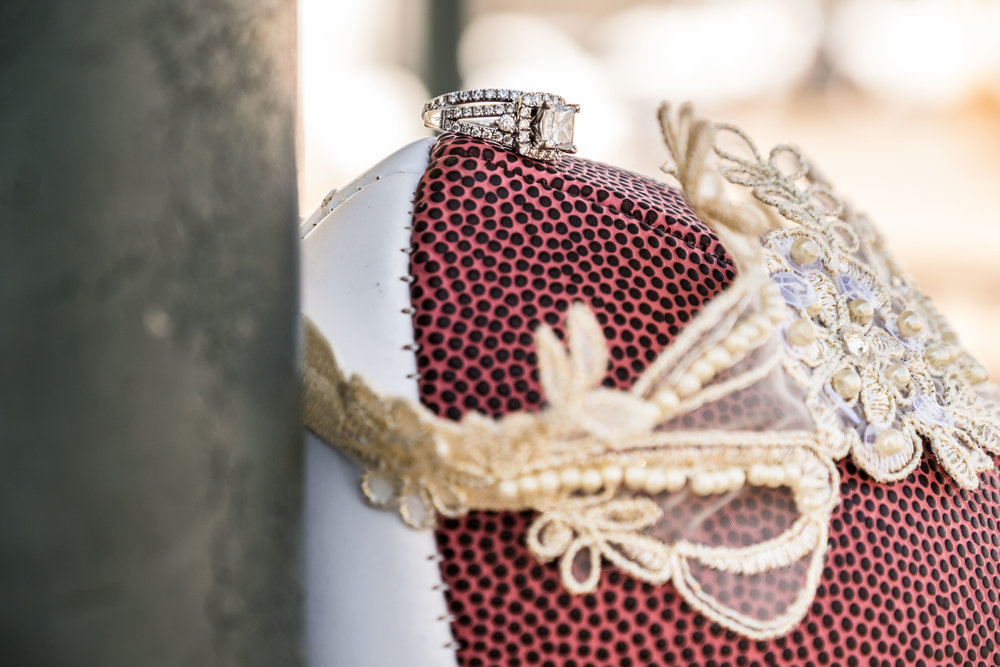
[662, 106, 1000, 489]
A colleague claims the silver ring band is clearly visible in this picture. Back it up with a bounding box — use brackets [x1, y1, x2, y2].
[422, 89, 579, 162]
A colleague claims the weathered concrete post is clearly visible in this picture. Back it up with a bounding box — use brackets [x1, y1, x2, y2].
[0, 1, 302, 664]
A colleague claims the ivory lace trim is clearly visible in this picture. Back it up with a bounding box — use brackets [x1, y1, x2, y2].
[303, 103, 998, 640]
[305, 276, 837, 639]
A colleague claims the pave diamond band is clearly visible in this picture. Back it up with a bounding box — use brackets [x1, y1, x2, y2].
[422, 89, 580, 162]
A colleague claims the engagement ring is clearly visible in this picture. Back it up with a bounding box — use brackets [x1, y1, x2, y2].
[422, 89, 579, 162]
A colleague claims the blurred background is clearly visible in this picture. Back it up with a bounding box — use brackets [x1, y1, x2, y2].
[299, 0, 1000, 373]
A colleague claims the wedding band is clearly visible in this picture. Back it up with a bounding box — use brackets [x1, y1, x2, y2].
[422, 89, 580, 162]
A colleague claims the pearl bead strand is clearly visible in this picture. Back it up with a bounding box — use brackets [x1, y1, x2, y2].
[660, 281, 787, 405]
[503, 464, 639, 501]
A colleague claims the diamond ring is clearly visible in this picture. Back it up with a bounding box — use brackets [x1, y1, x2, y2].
[422, 89, 580, 162]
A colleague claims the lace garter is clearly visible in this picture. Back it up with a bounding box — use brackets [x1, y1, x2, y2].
[303, 103, 1000, 640]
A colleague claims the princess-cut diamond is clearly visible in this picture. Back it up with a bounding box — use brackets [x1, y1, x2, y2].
[533, 103, 577, 150]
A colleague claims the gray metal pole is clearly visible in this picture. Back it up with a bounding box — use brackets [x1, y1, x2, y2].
[0, 1, 302, 665]
[426, 0, 464, 96]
